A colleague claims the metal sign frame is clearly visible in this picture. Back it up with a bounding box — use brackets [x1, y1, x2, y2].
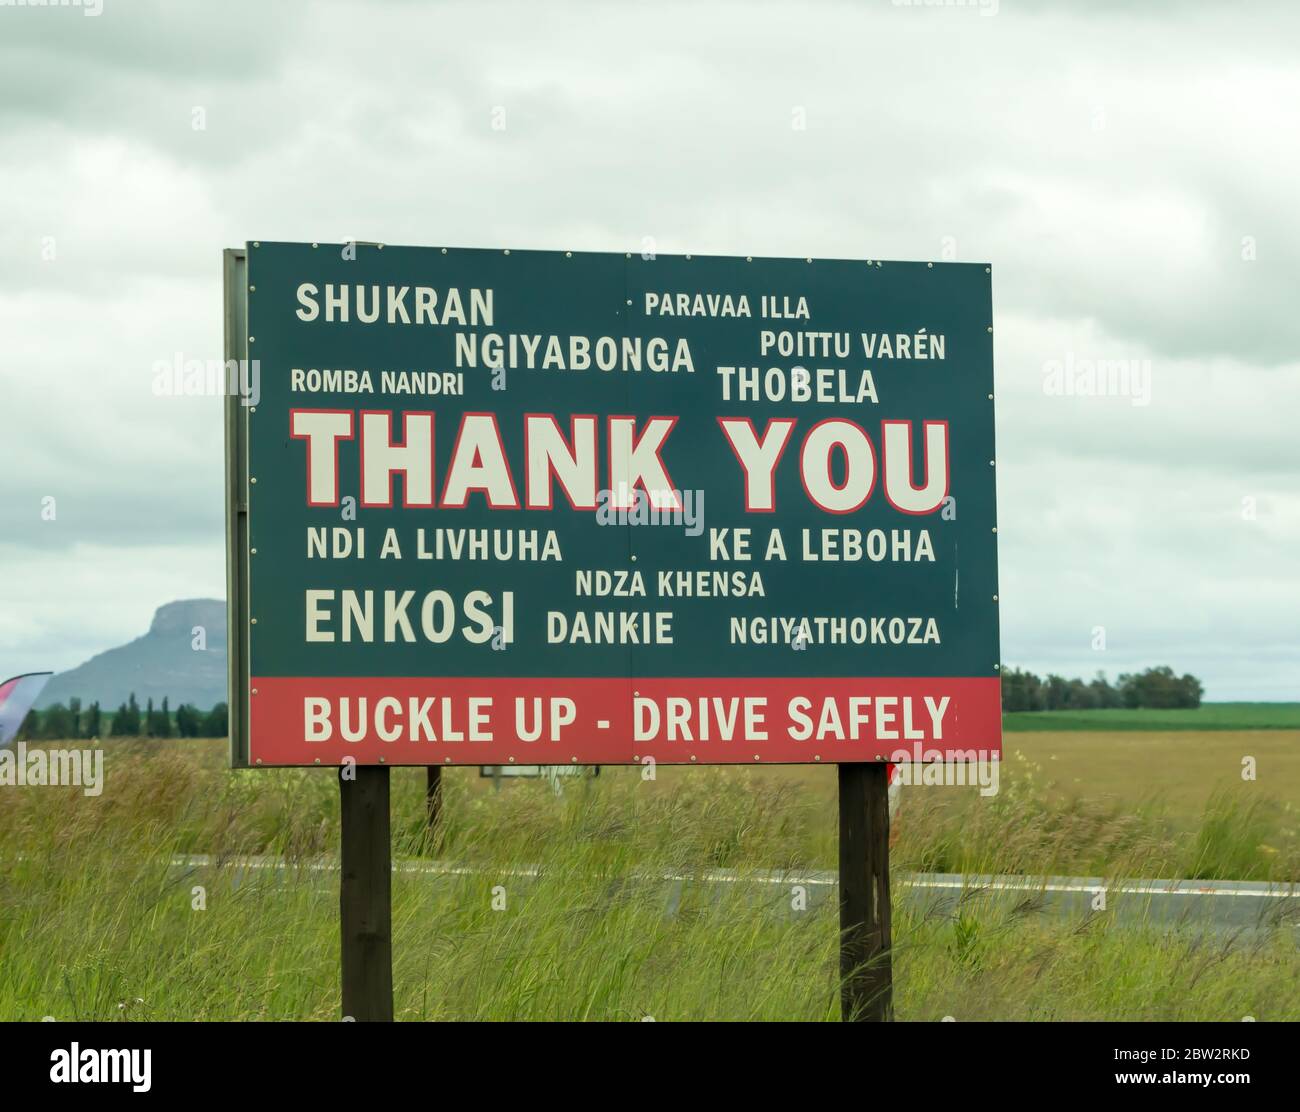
[224, 247, 251, 768]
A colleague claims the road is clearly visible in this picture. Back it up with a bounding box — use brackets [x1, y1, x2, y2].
[170, 855, 1299, 934]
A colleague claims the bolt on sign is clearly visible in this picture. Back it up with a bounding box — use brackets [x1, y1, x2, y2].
[225, 243, 1001, 769]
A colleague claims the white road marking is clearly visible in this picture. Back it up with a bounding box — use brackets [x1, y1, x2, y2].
[163, 854, 1299, 899]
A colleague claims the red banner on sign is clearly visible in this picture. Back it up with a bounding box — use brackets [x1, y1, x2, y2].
[247, 676, 1001, 766]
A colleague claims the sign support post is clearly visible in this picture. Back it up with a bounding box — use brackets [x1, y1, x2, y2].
[838, 761, 893, 1021]
[339, 765, 394, 1021]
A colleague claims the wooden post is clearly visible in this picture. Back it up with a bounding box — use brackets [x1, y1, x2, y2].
[838, 761, 893, 1021]
[339, 765, 393, 1021]
[425, 765, 443, 848]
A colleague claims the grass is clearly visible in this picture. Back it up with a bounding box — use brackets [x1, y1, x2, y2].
[993, 730, 1300, 819]
[0, 736, 1297, 1020]
[1003, 702, 1300, 731]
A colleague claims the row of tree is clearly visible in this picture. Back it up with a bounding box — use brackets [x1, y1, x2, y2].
[18, 696, 229, 741]
[1001, 666, 1204, 711]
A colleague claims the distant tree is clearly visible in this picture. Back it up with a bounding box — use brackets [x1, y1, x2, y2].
[16, 709, 38, 740]
[1000, 667, 1023, 710]
[1043, 674, 1072, 711]
[68, 697, 82, 737]
[1006, 666, 1204, 713]
[111, 693, 142, 736]
[175, 703, 203, 738]
[1089, 671, 1123, 709]
[85, 701, 102, 739]
[1178, 672, 1204, 708]
[1119, 667, 1204, 709]
[143, 696, 173, 738]
[202, 702, 229, 738]
[1000, 666, 1045, 711]
[40, 702, 75, 740]
[1065, 678, 1100, 709]
[1122, 666, 1174, 709]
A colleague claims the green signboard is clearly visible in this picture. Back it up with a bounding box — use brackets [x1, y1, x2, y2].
[225, 242, 1000, 767]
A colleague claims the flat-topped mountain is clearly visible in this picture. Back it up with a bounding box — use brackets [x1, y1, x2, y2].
[36, 599, 227, 709]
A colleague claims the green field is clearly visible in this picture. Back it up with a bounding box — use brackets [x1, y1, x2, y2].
[1003, 702, 1300, 732]
[1, 734, 1298, 1020]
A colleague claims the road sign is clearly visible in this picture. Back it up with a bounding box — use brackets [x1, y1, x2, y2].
[226, 242, 1000, 768]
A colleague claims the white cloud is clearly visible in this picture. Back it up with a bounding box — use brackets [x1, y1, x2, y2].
[0, 0, 1296, 698]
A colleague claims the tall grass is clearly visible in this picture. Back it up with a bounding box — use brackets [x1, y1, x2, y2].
[0, 739, 1296, 1020]
[897, 750, 1300, 883]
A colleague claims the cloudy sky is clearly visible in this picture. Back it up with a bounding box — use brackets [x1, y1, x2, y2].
[1, 0, 1296, 698]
